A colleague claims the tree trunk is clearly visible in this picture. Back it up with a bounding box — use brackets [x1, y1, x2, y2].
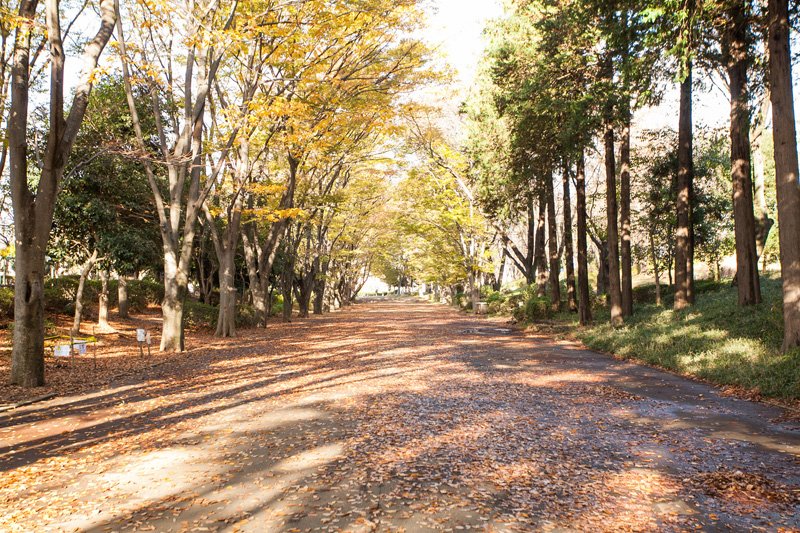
[562, 163, 577, 312]
[215, 248, 237, 337]
[469, 270, 480, 311]
[160, 257, 187, 351]
[9, 0, 116, 387]
[546, 174, 561, 311]
[649, 228, 662, 306]
[619, 110, 633, 317]
[71, 248, 98, 335]
[768, 0, 800, 351]
[495, 248, 506, 291]
[313, 260, 329, 314]
[97, 269, 109, 330]
[534, 190, 547, 296]
[117, 275, 129, 318]
[282, 260, 294, 322]
[11, 245, 46, 387]
[675, 63, 695, 310]
[753, 94, 775, 265]
[242, 225, 267, 325]
[576, 153, 592, 325]
[525, 195, 536, 283]
[594, 237, 609, 297]
[605, 119, 624, 326]
[725, 1, 761, 306]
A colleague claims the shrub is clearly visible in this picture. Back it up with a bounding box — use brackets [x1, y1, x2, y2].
[236, 304, 262, 328]
[44, 276, 84, 314]
[271, 294, 284, 316]
[126, 278, 164, 311]
[522, 294, 552, 322]
[183, 300, 217, 330]
[0, 287, 13, 320]
[183, 299, 264, 330]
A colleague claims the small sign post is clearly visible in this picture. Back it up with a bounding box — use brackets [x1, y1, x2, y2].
[136, 328, 146, 357]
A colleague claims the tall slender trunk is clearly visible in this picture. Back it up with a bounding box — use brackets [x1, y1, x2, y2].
[576, 154, 592, 325]
[593, 236, 609, 297]
[605, 119, 624, 326]
[768, 0, 800, 351]
[675, 64, 695, 310]
[117, 275, 129, 318]
[562, 162, 577, 312]
[525, 195, 536, 283]
[752, 95, 775, 263]
[71, 248, 98, 335]
[495, 247, 506, 291]
[97, 269, 109, 329]
[313, 260, 329, 314]
[546, 174, 560, 311]
[534, 190, 547, 296]
[215, 248, 237, 337]
[649, 228, 662, 306]
[242, 225, 266, 324]
[619, 110, 633, 317]
[282, 253, 295, 322]
[725, 0, 761, 306]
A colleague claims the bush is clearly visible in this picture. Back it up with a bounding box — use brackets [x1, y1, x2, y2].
[184, 300, 217, 330]
[271, 294, 284, 316]
[126, 278, 164, 311]
[44, 276, 84, 314]
[236, 304, 262, 328]
[0, 287, 13, 320]
[183, 299, 265, 330]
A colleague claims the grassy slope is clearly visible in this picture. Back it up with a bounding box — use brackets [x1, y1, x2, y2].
[540, 276, 800, 401]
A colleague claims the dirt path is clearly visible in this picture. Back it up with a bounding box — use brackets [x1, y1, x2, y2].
[1, 299, 799, 532]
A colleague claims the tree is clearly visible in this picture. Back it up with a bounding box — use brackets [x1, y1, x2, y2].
[722, 0, 761, 306]
[9, 0, 116, 387]
[116, 0, 239, 350]
[767, 0, 800, 351]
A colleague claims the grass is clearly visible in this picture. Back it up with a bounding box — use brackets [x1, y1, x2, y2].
[521, 276, 800, 401]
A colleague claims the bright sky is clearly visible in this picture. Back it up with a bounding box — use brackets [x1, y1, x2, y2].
[423, 0, 504, 88]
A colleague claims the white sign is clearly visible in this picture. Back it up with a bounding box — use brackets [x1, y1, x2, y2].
[54, 345, 71, 357]
[136, 329, 146, 342]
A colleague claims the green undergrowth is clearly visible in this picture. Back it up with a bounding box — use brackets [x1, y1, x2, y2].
[491, 276, 800, 401]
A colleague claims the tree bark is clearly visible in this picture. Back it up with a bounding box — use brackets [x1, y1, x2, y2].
[117, 275, 129, 318]
[752, 94, 775, 265]
[242, 224, 266, 324]
[97, 269, 109, 329]
[619, 110, 633, 317]
[313, 259, 329, 314]
[562, 162, 577, 312]
[534, 190, 547, 296]
[725, 0, 761, 306]
[525, 195, 536, 284]
[546, 174, 561, 311]
[675, 64, 695, 310]
[71, 248, 99, 335]
[215, 247, 237, 337]
[605, 118, 624, 326]
[649, 228, 662, 306]
[768, 0, 800, 351]
[10, 0, 116, 386]
[576, 153, 592, 325]
[159, 249, 188, 351]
